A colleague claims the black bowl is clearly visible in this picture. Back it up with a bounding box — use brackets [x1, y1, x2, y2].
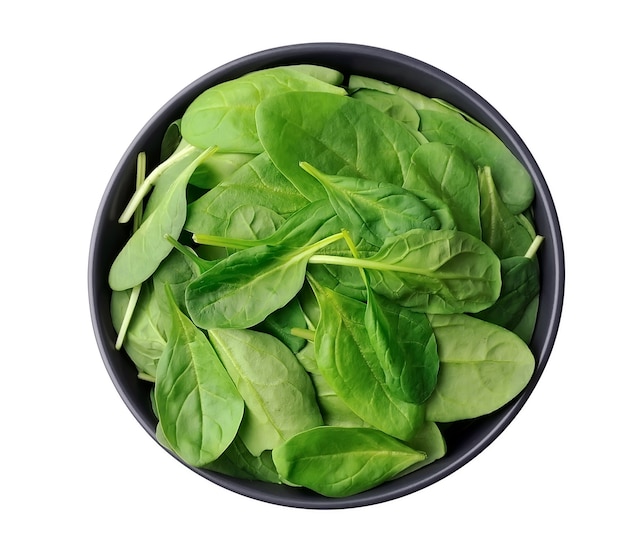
[88, 43, 565, 509]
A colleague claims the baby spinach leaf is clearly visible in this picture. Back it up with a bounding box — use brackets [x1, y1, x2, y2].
[364, 293, 439, 404]
[154, 286, 244, 467]
[512, 294, 539, 344]
[425, 314, 535, 422]
[348, 75, 453, 114]
[110, 282, 167, 381]
[109, 146, 217, 291]
[342, 229, 440, 405]
[397, 421, 447, 476]
[181, 66, 346, 153]
[309, 372, 372, 429]
[272, 426, 426, 497]
[475, 255, 540, 331]
[254, 296, 309, 353]
[185, 232, 343, 330]
[208, 328, 323, 456]
[300, 161, 443, 247]
[405, 142, 482, 238]
[205, 436, 281, 484]
[478, 165, 534, 258]
[185, 152, 308, 239]
[350, 88, 427, 142]
[256, 91, 423, 201]
[311, 281, 425, 440]
[309, 228, 502, 314]
[417, 109, 535, 214]
[189, 151, 256, 189]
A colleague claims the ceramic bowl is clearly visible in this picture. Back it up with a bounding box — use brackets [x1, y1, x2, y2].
[88, 43, 565, 509]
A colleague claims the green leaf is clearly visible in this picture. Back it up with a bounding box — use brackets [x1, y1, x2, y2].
[181, 66, 346, 152]
[154, 286, 244, 467]
[208, 328, 323, 456]
[425, 314, 535, 422]
[418, 109, 534, 214]
[185, 152, 308, 239]
[256, 91, 422, 201]
[475, 255, 540, 331]
[185, 232, 343, 330]
[405, 142, 482, 238]
[478, 165, 534, 258]
[309, 228, 502, 314]
[205, 436, 281, 483]
[300, 162, 443, 246]
[311, 282, 425, 440]
[110, 282, 167, 380]
[108, 146, 217, 291]
[272, 426, 426, 497]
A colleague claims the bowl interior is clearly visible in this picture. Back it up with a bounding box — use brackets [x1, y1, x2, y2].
[89, 43, 564, 509]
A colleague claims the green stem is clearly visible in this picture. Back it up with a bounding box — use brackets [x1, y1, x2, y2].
[119, 143, 198, 224]
[290, 327, 316, 342]
[192, 233, 264, 250]
[115, 284, 141, 350]
[309, 253, 425, 275]
[525, 235, 544, 259]
[340, 229, 369, 286]
[115, 152, 147, 350]
[133, 151, 146, 232]
[165, 234, 214, 273]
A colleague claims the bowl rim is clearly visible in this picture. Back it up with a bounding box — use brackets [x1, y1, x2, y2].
[89, 41, 565, 509]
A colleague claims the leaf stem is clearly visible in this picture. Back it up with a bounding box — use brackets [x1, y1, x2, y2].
[115, 285, 141, 350]
[118, 143, 198, 224]
[164, 234, 214, 273]
[290, 327, 316, 342]
[115, 151, 147, 350]
[192, 233, 263, 250]
[309, 253, 424, 275]
[524, 235, 544, 259]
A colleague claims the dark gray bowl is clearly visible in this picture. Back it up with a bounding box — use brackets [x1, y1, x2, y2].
[88, 43, 565, 509]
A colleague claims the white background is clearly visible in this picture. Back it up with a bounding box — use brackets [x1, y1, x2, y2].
[2, 1, 623, 553]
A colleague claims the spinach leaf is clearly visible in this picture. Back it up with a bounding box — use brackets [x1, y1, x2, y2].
[478, 165, 534, 258]
[256, 91, 423, 201]
[110, 282, 167, 381]
[425, 314, 535, 422]
[300, 161, 443, 247]
[189, 152, 256, 189]
[109, 146, 217, 291]
[364, 293, 439, 404]
[348, 75, 453, 114]
[205, 436, 281, 484]
[154, 286, 244, 467]
[309, 228, 502, 314]
[405, 142, 482, 238]
[350, 88, 427, 142]
[185, 232, 343, 330]
[342, 229, 440, 405]
[208, 328, 323, 456]
[475, 255, 540, 331]
[311, 281, 425, 440]
[254, 296, 309, 353]
[185, 152, 308, 239]
[512, 294, 539, 344]
[417, 109, 534, 214]
[309, 372, 372, 428]
[397, 421, 447, 476]
[272, 426, 426, 497]
[181, 66, 346, 153]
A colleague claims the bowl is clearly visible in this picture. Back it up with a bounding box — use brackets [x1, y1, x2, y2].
[88, 43, 565, 509]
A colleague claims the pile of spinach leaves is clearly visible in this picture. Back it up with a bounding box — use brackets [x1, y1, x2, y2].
[109, 64, 542, 498]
